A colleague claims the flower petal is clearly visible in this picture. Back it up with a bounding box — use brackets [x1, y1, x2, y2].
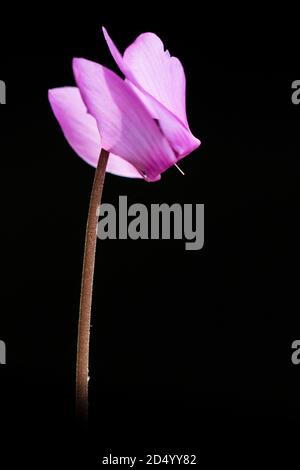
[126, 80, 200, 160]
[103, 27, 187, 125]
[48, 87, 143, 178]
[72, 58, 176, 181]
[102, 27, 200, 158]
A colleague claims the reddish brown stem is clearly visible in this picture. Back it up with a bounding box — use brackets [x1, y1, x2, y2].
[76, 149, 109, 422]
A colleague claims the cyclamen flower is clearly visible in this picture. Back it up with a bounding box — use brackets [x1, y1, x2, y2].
[49, 28, 200, 182]
[48, 29, 201, 421]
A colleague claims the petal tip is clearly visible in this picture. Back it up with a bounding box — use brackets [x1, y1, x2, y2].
[48, 87, 57, 97]
[48, 87, 60, 105]
[102, 26, 111, 47]
[72, 58, 87, 83]
[72, 57, 80, 68]
[72, 57, 83, 70]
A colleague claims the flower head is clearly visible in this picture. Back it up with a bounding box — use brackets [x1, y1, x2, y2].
[49, 28, 200, 181]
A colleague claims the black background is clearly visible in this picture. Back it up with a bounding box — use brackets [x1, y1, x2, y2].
[0, 7, 299, 467]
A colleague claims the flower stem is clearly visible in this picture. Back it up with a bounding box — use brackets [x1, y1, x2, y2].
[76, 148, 109, 423]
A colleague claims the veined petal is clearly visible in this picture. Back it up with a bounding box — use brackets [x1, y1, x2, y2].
[126, 80, 200, 159]
[72, 58, 176, 181]
[102, 27, 200, 158]
[48, 87, 143, 178]
[103, 27, 187, 125]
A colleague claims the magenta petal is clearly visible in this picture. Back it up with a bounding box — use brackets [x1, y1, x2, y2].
[72, 58, 176, 181]
[126, 80, 200, 159]
[103, 27, 187, 125]
[102, 28, 200, 158]
[48, 87, 143, 178]
[124, 33, 188, 126]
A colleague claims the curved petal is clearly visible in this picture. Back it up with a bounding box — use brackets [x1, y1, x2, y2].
[103, 27, 187, 125]
[126, 80, 200, 160]
[102, 27, 200, 158]
[48, 87, 143, 178]
[72, 58, 176, 181]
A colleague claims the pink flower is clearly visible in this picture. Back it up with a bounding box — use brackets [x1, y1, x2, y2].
[49, 28, 200, 182]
